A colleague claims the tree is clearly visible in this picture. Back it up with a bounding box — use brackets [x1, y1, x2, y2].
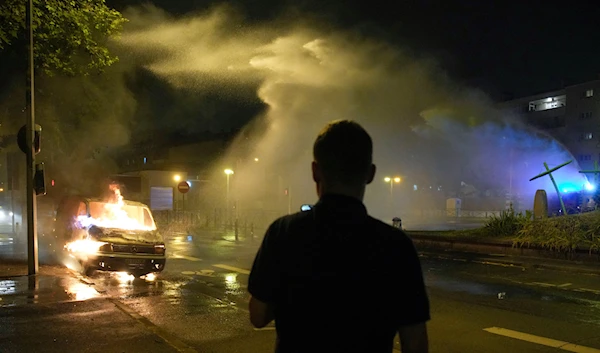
[0, 0, 127, 76]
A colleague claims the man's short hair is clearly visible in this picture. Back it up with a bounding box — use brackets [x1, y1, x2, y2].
[313, 120, 373, 185]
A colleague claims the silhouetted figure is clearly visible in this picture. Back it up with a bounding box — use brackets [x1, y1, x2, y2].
[248, 120, 430, 353]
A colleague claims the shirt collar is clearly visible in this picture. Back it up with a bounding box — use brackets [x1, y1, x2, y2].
[314, 193, 368, 217]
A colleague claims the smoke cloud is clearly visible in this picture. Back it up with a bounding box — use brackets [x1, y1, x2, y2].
[117, 4, 586, 221]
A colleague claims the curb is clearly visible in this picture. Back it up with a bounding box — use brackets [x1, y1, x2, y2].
[418, 249, 600, 276]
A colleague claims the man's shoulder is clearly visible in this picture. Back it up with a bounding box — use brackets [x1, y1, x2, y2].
[265, 211, 315, 236]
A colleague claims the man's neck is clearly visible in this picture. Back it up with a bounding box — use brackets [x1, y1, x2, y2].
[319, 185, 365, 201]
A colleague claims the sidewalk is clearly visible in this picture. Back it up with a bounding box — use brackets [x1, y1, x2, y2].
[0, 266, 181, 353]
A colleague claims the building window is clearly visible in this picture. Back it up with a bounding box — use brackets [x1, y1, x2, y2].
[586, 89, 594, 98]
[527, 95, 566, 112]
[584, 132, 593, 140]
[580, 112, 593, 120]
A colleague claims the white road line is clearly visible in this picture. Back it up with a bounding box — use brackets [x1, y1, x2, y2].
[213, 264, 251, 275]
[169, 253, 202, 262]
[473, 260, 518, 268]
[530, 282, 557, 287]
[484, 327, 600, 353]
[557, 283, 573, 288]
[578, 288, 600, 295]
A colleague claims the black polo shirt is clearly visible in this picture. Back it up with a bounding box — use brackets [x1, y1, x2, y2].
[248, 193, 430, 353]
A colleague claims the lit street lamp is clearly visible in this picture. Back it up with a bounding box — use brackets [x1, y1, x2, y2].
[384, 176, 401, 196]
[173, 174, 181, 182]
[224, 169, 234, 204]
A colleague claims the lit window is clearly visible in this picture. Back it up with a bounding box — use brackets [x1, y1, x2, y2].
[586, 89, 594, 98]
[584, 133, 593, 140]
[143, 157, 147, 164]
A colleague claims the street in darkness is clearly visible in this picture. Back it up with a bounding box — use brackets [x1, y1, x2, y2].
[3, 230, 599, 353]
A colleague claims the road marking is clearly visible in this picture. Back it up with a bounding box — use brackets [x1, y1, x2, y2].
[473, 260, 518, 268]
[254, 327, 276, 331]
[111, 298, 198, 353]
[530, 282, 556, 287]
[169, 253, 202, 262]
[557, 283, 573, 288]
[484, 327, 600, 353]
[213, 264, 250, 275]
[578, 288, 600, 295]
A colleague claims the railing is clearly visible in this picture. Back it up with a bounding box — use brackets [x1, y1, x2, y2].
[153, 208, 285, 239]
[399, 209, 503, 218]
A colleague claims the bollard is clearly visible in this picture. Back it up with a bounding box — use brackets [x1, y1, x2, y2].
[234, 219, 239, 241]
[392, 217, 402, 229]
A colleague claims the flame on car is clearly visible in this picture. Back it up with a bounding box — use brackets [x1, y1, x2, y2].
[64, 239, 106, 255]
[77, 184, 156, 231]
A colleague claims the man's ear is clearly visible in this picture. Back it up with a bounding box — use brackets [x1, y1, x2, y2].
[312, 161, 321, 183]
[366, 164, 376, 184]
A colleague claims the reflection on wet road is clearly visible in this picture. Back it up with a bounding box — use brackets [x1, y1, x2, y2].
[56, 233, 600, 352]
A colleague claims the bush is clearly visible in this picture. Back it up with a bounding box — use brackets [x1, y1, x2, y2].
[484, 206, 531, 237]
[514, 216, 585, 257]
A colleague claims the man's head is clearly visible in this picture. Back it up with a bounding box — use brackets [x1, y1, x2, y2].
[312, 120, 376, 198]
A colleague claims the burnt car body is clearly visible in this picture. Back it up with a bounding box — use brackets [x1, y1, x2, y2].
[55, 196, 166, 277]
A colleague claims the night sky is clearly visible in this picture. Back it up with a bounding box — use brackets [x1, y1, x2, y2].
[110, 0, 600, 99]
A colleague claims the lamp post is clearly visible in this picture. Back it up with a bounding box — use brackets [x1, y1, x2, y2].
[224, 169, 234, 206]
[384, 176, 401, 196]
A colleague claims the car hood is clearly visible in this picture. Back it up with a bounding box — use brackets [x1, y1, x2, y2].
[90, 226, 163, 244]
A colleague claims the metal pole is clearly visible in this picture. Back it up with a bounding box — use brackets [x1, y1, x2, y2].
[25, 0, 38, 275]
[544, 162, 567, 215]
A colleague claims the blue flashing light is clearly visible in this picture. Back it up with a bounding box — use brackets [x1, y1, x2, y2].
[585, 182, 595, 191]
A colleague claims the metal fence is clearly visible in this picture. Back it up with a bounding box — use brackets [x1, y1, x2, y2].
[153, 208, 285, 238]
[401, 209, 503, 218]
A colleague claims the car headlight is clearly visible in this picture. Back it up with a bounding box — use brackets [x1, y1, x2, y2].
[154, 244, 165, 255]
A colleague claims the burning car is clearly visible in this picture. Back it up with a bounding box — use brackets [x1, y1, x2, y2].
[55, 188, 166, 277]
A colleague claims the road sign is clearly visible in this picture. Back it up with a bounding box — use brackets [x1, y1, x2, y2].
[177, 181, 190, 194]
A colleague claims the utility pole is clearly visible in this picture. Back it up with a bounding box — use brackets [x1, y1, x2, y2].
[25, 0, 38, 275]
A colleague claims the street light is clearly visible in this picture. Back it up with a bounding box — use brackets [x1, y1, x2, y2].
[384, 176, 401, 195]
[224, 169, 234, 203]
[173, 174, 181, 182]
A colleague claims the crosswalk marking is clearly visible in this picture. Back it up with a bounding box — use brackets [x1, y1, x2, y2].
[213, 264, 251, 275]
[484, 327, 600, 353]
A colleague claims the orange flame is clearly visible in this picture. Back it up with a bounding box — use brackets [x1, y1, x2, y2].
[76, 184, 156, 231]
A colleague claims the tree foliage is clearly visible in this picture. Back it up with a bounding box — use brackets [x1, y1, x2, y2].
[0, 0, 127, 75]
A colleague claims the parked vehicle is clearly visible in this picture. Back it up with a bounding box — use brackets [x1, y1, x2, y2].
[55, 195, 166, 277]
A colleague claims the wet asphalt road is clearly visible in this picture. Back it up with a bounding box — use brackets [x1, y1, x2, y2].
[61, 232, 600, 352]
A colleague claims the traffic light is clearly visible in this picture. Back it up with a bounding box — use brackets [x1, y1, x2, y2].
[34, 163, 46, 196]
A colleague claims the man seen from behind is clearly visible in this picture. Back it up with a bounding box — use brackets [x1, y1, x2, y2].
[248, 120, 430, 353]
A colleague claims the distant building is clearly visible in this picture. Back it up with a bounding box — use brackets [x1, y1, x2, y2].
[497, 79, 600, 170]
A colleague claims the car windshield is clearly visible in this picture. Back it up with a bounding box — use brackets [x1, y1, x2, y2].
[86, 201, 157, 231]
